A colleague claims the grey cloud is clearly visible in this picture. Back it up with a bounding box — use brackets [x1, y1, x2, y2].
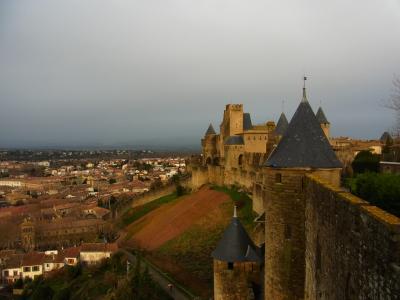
[0, 0, 399, 148]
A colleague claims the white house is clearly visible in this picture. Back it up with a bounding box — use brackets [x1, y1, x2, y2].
[20, 253, 46, 280]
[79, 243, 118, 265]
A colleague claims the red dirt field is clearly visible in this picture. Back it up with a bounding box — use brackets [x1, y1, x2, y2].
[127, 186, 230, 250]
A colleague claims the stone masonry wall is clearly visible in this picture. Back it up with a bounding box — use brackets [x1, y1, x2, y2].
[305, 174, 400, 299]
[264, 168, 307, 300]
[214, 260, 259, 300]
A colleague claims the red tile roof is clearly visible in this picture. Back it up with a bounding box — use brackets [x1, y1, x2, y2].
[80, 243, 118, 253]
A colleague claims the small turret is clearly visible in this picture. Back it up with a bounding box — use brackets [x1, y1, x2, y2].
[202, 123, 218, 165]
[316, 106, 330, 138]
[275, 113, 289, 137]
[243, 113, 253, 131]
[212, 207, 262, 300]
[205, 123, 216, 136]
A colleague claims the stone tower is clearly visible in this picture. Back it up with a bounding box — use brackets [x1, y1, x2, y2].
[21, 217, 36, 252]
[212, 207, 262, 300]
[316, 107, 330, 138]
[202, 123, 218, 165]
[219, 104, 244, 158]
[263, 86, 342, 299]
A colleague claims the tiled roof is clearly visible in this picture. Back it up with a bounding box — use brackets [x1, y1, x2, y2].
[265, 90, 342, 168]
[275, 113, 289, 136]
[22, 252, 46, 266]
[80, 243, 118, 253]
[212, 216, 261, 262]
[205, 124, 216, 135]
[61, 247, 80, 258]
[316, 107, 329, 124]
[380, 131, 393, 143]
[224, 136, 244, 145]
[243, 113, 253, 131]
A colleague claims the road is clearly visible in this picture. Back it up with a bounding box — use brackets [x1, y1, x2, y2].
[119, 248, 195, 300]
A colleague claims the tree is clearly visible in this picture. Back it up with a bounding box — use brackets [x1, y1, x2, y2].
[109, 178, 117, 184]
[350, 172, 400, 217]
[385, 74, 400, 136]
[30, 283, 54, 300]
[176, 184, 185, 196]
[351, 150, 380, 174]
[150, 178, 163, 190]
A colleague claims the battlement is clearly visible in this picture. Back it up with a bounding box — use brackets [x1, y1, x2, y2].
[225, 104, 243, 111]
[305, 174, 400, 299]
[306, 174, 400, 227]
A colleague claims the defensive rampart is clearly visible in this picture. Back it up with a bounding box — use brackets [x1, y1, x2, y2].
[305, 174, 400, 299]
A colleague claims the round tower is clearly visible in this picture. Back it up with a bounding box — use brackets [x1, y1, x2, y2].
[212, 207, 263, 300]
[263, 83, 342, 299]
[202, 123, 218, 165]
[21, 216, 36, 252]
[316, 107, 330, 138]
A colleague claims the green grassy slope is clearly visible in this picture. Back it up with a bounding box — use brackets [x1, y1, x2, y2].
[150, 185, 256, 298]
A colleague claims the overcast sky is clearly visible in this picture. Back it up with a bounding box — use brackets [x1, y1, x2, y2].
[1, 0, 400, 149]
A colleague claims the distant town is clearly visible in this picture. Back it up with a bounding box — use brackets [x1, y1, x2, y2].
[0, 150, 188, 290]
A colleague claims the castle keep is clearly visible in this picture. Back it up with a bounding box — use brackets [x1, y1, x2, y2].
[192, 85, 400, 299]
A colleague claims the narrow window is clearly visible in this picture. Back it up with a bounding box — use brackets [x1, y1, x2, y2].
[284, 224, 292, 239]
[275, 173, 282, 183]
[227, 262, 234, 270]
[316, 239, 321, 271]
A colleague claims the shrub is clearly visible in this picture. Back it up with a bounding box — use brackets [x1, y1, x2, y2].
[351, 172, 400, 217]
[351, 150, 380, 174]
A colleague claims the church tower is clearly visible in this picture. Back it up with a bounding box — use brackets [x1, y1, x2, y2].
[212, 207, 262, 300]
[263, 81, 342, 299]
[21, 217, 36, 252]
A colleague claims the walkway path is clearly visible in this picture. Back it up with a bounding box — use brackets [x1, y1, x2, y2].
[119, 248, 197, 300]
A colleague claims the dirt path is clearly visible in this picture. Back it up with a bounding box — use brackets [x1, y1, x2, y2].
[128, 186, 230, 250]
[120, 248, 196, 300]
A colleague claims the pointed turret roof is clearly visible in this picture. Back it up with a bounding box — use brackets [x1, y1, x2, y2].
[275, 113, 289, 136]
[243, 113, 253, 131]
[224, 136, 244, 145]
[212, 208, 261, 262]
[316, 107, 329, 124]
[205, 123, 216, 135]
[380, 131, 393, 144]
[265, 88, 341, 169]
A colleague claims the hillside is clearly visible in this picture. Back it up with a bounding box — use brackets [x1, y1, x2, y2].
[121, 185, 255, 298]
[16, 252, 172, 300]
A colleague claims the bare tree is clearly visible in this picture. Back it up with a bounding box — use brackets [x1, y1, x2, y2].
[385, 75, 400, 137]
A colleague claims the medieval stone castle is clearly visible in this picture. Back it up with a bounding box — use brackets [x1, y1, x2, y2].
[190, 85, 400, 299]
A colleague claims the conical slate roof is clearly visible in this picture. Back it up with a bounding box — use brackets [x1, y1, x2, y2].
[212, 214, 261, 262]
[243, 113, 253, 131]
[224, 136, 244, 145]
[265, 89, 342, 169]
[380, 131, 393, 144]
[316, 107, 329, 124]
[275, 113, 289, 136]
[205, 123, 216, 135]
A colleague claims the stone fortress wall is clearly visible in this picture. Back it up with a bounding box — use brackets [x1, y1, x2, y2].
[305, 174, 400, 300]
[192, 96, 400, 299]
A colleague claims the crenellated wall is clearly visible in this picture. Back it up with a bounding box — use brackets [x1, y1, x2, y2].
[190, 152, 267, 214]
[305, 174, 400, 299]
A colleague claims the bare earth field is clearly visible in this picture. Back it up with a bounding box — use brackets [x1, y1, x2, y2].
[126, 186, 230, 250]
